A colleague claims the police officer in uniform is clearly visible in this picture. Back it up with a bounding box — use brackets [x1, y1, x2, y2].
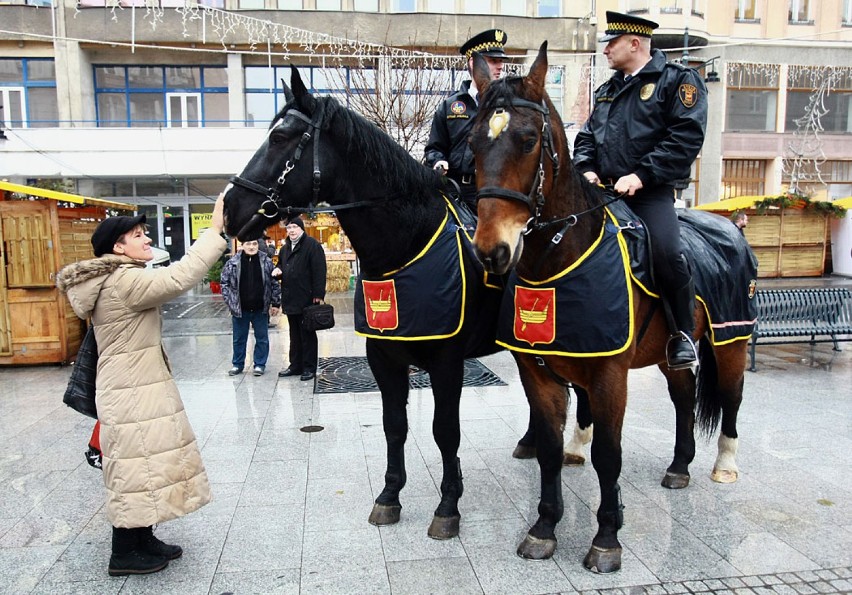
[573, 11, 707, 370]
[424, 29, 508, 210]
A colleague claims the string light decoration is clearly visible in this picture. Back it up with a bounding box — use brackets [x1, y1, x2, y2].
[783, 65, 850, 195]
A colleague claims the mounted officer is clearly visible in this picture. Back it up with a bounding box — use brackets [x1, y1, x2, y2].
[573, 11, 708, 370]
[424, 28, 508, 211]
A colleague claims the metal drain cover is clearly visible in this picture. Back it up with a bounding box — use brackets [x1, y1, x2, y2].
[314, 356, 506, 394]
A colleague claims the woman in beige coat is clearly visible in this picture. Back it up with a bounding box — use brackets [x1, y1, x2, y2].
[56, 195, 227, 576]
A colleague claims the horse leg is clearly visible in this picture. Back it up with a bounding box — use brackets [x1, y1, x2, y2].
[515, 356, 567, 560]
[583, 376, 627, 574]
[513, 414, 537, 459]
[564, 385, 592, 466]
[367, 342, 411, 526]
[659, 367, 697, 489]
[426, 357, 465, 540]
[708, 344, 745, 483]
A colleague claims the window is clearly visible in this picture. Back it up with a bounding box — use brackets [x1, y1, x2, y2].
[427, 0, 452, 11]
[788, 0, 811, 23]
[735, 0, 757, 21]
[691, 0, 703, 16]
[844, 0, 852, 25]
[785, 66, 852, 134]
[277, 0, 301, 7]
[782, 161, 852, 199]
[659, 0, 681, 14]
[0, 58, 58, 128]
[722, 159, 766, 199]
[537, 0, 558, 17]
[316, 0, 340, 9]
[463, 0, 491, 13]
[353, 0, 378, 10]
[391, 0, 415, 10]
[725, 63, 780, 132]
[625, 0, 648, 13]
[93, 65, 228, 127]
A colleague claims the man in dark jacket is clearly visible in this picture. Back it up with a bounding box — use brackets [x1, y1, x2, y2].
[424, 29, 508, 210]
[221, 237, 281, 376]
[572, 11, 708, 370]
[273, 217, 327, 381]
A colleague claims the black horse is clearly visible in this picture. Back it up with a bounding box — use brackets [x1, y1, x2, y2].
[223, 67, 512, 540]
[468, 44, 754, 571]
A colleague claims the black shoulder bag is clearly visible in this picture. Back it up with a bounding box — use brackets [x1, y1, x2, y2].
[63, 324, 98, 419]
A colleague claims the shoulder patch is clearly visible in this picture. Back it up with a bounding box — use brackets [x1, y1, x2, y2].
[450, 101, 467, 115]
[678, 83, 698, 108]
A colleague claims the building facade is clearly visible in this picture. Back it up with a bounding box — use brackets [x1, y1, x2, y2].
[1, 0, 851, 256]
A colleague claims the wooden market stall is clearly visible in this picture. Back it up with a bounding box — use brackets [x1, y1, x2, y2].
[693, 195, 843, 279]
[0, 181, 135, 365]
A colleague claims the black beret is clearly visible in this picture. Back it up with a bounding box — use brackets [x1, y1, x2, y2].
[600, 11, 659, 42]
[91, 214, 147, 257]
[460, 29, 508, 59]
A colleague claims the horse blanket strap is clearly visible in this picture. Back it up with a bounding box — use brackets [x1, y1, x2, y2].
[498, 211, 634, 357]
[354, 213, 467, 340]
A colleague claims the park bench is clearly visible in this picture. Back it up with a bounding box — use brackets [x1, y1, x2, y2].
[749, 287, 852, 371]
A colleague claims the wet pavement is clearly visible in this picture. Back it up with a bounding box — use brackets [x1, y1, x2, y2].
[0, 280, 850, 594]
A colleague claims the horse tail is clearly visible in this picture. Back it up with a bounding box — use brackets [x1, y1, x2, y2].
[695, 338, 722, 437]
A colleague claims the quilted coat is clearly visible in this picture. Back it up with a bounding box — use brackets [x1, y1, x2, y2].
[55, 229, 226, 528]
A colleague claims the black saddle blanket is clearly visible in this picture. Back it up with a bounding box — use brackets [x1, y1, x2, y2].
[612, 201, 759, 345]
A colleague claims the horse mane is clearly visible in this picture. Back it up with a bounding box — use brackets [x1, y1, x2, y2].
[318, 96, 439, 200]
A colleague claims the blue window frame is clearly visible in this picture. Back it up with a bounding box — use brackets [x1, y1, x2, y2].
[93, 65, 228, 127]
[0, 58, 58, 128]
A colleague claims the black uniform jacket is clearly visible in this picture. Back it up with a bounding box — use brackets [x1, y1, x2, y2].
[277, 235, 327, 316]
[424, 80, 478, 182]
[573, 49, 707, 189]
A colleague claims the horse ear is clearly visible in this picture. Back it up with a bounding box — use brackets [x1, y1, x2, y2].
[470, 52, 492, 96]
[280, 78, 294, 104]
[289, 65, 317, 113]
[525, 41, 549, 97]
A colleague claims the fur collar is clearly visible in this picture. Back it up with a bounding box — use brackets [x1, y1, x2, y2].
[56, 255, 141, 292]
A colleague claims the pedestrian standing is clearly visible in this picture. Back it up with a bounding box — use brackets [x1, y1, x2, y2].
[733, 211, 748, 235]
[221, 237, 281, 376]
[424, 29, 509, 211]
[55, 194, 227, 577]
[572, 11, 708, 370]
[274, 216, 327, 381]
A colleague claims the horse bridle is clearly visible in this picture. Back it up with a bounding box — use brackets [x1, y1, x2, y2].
[229, 107, 325, 224]
[476, 92, 623, 241]
[229, 103, 395, 237]
[475, 94, 560, 231]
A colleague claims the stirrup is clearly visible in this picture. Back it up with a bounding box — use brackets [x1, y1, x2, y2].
[666, 331, 698, 371]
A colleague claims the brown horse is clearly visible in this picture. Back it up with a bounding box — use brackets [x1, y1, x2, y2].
[468, 43, 753, 572]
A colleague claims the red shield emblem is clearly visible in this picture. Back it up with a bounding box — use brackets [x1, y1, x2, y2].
[362, 279, 398, 332]
[513, 286, 556, 346]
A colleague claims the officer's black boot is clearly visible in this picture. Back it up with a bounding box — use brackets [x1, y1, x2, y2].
[665, 278, 698, 371]
[108, 526, 169, 577]
[139, 525, 183, 560]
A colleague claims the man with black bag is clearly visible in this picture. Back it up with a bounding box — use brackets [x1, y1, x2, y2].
[273, 216, 327, 381]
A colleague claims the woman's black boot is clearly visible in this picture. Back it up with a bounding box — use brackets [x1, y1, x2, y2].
[108, 526, 169, 577]
[139, 525, 183, 560]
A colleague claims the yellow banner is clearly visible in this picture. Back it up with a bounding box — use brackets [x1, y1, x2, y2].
[191, 213, 213, 239]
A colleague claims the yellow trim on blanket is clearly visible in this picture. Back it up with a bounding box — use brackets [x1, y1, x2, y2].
[354, 224, 467, 342]
[383, 210, 450, 277]
[444, 195, 503, 290]
[496, 208, 636, 357]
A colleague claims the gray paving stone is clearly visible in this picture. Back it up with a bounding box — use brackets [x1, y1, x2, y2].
[0, 289, 850, 594]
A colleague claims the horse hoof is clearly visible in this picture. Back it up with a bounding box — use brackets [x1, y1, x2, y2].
[583, 545, 622, 573]
[562, 453, 586, 466]
[512, 444, 536, 459]
[427, 515, 460, 540]
[661, 471, 690, 489]
[368, 503, 401, 526]
[711, 468, 738, 483]
[516, 534, 556, 560]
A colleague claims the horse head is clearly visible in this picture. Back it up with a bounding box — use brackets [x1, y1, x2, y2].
[469, 42, 575, 276]
[224, 66, 332, 241]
